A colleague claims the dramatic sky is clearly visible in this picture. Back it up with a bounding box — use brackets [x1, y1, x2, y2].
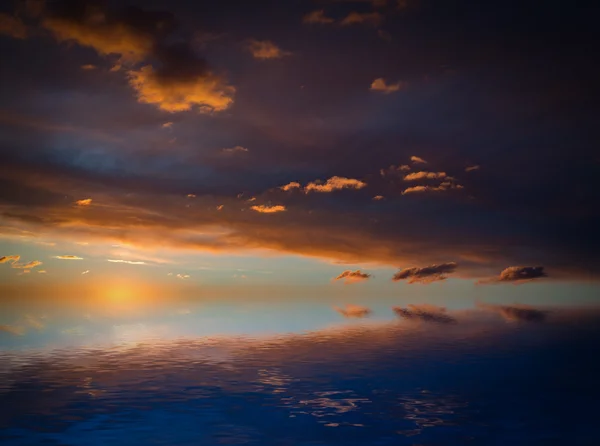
[0, 0, 598, 311]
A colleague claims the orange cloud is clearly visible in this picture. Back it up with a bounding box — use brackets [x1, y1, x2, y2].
[0, 255, 20, 264]
[341, 12, 384, 26]
[334, 304, 372, 318]
[465, 165, 480, 172]
[280, 182, 301, 191]
[251, 205, 287, 214]
[53, 255, 83, 260]
[334, 270, 372, 284]
[410, 155, 427, 164]
[303, 10, 335, 24]
[370, 78, 404, 94]
[305, 176, 366, 193]
[393, 262, 457, 284]
[80, 64, 97, 70]
[75, 198, 93, 206]
[402, 182, 463, 194]
[403, 171, 447, 181]
[0, 324, 25, 336]
[248, 40, 291, 59]
[128, 65, 235, 113]
[11, 260, 43, 269]
[0, 13, 28, 39]
[373, 195, 384, 200]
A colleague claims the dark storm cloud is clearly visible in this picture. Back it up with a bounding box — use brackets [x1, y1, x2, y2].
[393, 304, 456, 324]
[392, 263, 457, 284]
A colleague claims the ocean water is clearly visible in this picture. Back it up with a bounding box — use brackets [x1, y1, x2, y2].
[1, 306, 599, 445]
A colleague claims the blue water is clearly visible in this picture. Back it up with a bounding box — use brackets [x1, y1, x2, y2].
[1, 308, 599, 445]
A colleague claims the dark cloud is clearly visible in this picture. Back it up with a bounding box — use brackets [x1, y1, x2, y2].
[17, 0, 235, 113]
[392, 263, 457, 284]
[334, 270, 371, 283]
[393, 304, 456, 324]
[478, 266, 547, 284]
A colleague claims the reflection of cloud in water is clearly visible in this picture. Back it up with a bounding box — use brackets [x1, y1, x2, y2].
[0, 307, 598, 444]
[393, 304, 456, 324]
[477, 302, 547, 322]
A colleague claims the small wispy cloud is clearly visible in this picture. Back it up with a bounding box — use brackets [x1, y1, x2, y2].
[176, 274, 190, 279]
[53, 255, 84, 260]
[402, 182, 463, 194]
[251, 205, 287, 214]
[465, 165, 480, 172]
[410, 156, 427, 164]
[303, 10, 335, 24]
[0, 255, 20, 264]
[305, 176, 366, 193]
[216, 204, 224, 211]
[372, 195, 384, 200]
[334, 304, 372, 318]
[75, 198, 92, 206]
[392, 262, 457, 284]
[162, 122, 173, 129]
[370, 78, 404, 94]
[107, 259, 146, 265]
[81, 270, 90, 275]
[334, 270, 372, 284]
[221, 145, 249, 154]
[248, 40, 291, 59]
[12, 260, 43, 269]
[280, 182, 301, 191]
[403, 171, 448, 181]
[80, 64, 96, 70]
[341, 11, 384, 27]
[478, 266, 547, 284]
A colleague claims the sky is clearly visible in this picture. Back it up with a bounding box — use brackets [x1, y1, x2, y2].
[0, 0, 599, 345]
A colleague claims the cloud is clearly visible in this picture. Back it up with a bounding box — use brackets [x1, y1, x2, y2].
[251, 205, 287, 214]
[410, 156, 427, 164]
[392, 262, 458, 284]
[162, 122, 173, 129]
[403, 171, 448, 181]
[107, 259, 146, 265]
[334, 270, 372, 284]
[305, 176, 367, 193]
[477, 302, 546, 322]
[11, 260, 43, 269]
[370, 78, 404, 94]
[81, 270, 90, 275]
[53, 255, 83, 260]
[393, 304, 456, 324]
[248, 40, 291, 59]
[402, 182, 463, 194]
[373, 195, 384, 200]
[465, 165, 480, 172]
[75, 198, 92, 206]
[176, 273, 190, 279]
[127, 63, 235, 113]
[0, 255, 20, 264]
[0, 324, 25, 336]
[221, 146, 249, 154]
[38, 2, 235, 113]
[216, 204, 224, 211]
[478, 266, 547, 284]
[341, 12, 384, 27]
[0, 13, 28, 39]
[303, 10, 335, 24]
[334, 304, 372, 318]
[24, 314, 45, 331]
[280, 182, 301, 191]
[380, 164, 411, 176]
[37, 270, 47, 274]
